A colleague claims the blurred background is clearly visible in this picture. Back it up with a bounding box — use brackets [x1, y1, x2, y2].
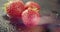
[0, 0, 60, 32]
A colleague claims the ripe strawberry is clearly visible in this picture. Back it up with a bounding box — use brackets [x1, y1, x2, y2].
[5, 0, 25, 30]
[25, 1, 40, 12]
[22, 9, 40, 27]
[5, 0, 25, 18]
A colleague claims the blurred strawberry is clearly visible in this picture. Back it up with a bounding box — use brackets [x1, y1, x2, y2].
[25, 1, 40, 12]
[22, 8, 40, 27]
[5, 0, 25, 18]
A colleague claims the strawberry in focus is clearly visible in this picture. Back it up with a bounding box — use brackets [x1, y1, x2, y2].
[25, 1, 40, 12]
[5, 0, 25, 18]
[22, 8, 40, 27]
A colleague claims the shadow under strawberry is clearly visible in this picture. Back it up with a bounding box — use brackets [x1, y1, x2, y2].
[2, 14, 26, 31]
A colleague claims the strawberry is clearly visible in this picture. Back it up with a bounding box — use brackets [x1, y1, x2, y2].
[25, 1, 40, 12]
[4, 0, 25, 30]
[22, 8, 40, 27]
[5, 0, 25, 18]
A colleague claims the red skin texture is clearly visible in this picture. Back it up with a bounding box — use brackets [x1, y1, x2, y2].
[25, 1, 40, 12]
[22, 9, 40, 27]
[6, 0, 25, 18]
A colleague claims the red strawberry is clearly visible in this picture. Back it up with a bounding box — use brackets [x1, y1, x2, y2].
[25, 1, 40, 12]
[22, 8, 40, 27]
[6, 0, 25, 18]
[5, 0, 25, 30]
